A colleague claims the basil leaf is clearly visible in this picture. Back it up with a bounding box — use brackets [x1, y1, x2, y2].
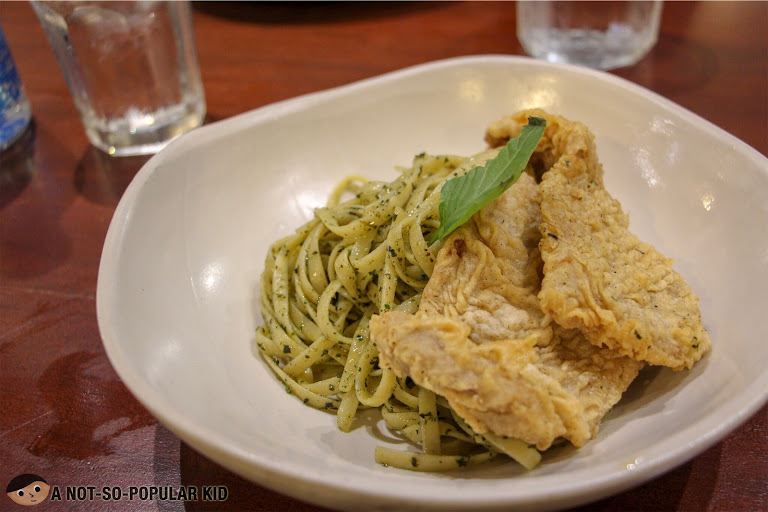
[428, 117, 546, 244]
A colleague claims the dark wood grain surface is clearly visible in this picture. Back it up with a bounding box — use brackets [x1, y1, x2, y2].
[1, 2, 766, 511]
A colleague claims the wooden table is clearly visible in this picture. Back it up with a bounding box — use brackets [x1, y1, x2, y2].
[1, 2, 766, 510]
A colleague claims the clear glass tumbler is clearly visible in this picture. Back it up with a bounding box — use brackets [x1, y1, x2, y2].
[517, 1, 663, 70]
[32, 1, 206, 156]
[0, 23, 32, 151]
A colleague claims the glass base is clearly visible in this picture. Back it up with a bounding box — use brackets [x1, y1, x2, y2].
[84, 103, 205, 157]
[520, 27, 656, 70]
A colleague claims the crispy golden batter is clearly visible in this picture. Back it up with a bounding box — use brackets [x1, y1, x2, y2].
[370, 173, 642, 450]
[487, 109, 711, 370]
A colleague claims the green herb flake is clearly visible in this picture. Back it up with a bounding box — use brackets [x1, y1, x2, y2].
[428, 117, 546, 244]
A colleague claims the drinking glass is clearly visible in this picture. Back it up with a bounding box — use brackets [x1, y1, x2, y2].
[517, 1, 663, 70]
[32, 0, 206, 156]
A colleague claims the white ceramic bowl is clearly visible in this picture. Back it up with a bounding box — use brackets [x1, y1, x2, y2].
[97, 56, 768, 511]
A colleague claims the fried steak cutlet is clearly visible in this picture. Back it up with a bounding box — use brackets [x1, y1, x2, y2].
[370, 109, 709, 454]
[487, 109, 710, 370]
[371, 173, 642, 450]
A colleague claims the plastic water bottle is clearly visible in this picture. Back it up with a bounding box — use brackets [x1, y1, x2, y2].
[0, 23, 31, 151]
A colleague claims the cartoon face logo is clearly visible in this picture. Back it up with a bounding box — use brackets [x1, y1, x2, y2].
[6, 475, 50, 507]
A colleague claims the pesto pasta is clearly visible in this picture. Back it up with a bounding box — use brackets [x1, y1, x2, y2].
[255, 149, 541, 471]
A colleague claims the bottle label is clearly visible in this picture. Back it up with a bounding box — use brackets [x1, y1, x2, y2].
[0, 25, 29, 146]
